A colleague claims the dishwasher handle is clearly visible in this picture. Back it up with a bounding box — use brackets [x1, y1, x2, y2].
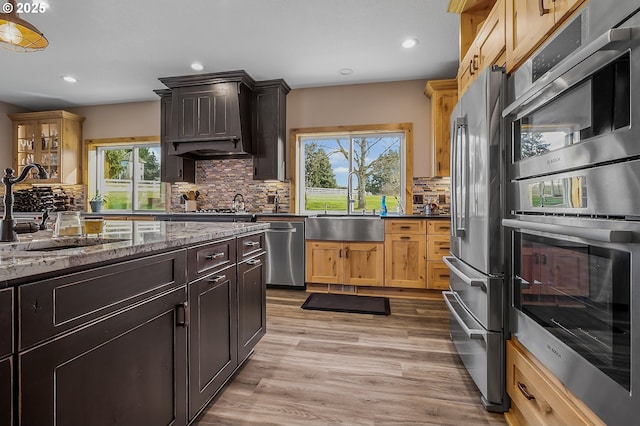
[265, 228, 297, 233]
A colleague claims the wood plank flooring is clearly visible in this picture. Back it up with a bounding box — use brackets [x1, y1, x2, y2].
[194, 289, 507, 425]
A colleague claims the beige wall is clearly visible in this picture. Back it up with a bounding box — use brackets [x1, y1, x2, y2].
[287, 79, 432, 177]
[0, 101, 30, 168]
[3, 80, 433, 176]
[66, 101, 160, 140]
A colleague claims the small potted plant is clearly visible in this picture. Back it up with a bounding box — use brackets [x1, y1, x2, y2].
[89, 191, 107, 213]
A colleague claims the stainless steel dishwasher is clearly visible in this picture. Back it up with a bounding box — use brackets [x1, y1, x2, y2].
[260, 219, 305, 288]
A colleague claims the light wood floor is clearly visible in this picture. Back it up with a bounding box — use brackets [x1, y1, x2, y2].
[194, 289, 507, 425]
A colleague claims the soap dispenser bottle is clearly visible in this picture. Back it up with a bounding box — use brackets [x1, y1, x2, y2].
[380, 195, 388, 216]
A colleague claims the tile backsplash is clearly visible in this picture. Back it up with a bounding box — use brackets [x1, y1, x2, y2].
[412, 176, 450, 214]
[170, 158, 290, 213]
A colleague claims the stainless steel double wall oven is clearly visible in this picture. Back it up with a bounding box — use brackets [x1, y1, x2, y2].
[503, 2, 640, 424]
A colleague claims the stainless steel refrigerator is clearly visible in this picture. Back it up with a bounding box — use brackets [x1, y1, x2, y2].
[442, 66, 508, 412]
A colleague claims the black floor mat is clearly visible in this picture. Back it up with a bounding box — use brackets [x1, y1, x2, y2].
[301, 293, 390, 315]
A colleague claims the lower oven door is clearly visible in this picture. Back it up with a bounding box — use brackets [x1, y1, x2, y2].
[443, 291, 505, 411]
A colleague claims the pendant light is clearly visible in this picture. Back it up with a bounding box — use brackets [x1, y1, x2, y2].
[0, 0, 48, 52]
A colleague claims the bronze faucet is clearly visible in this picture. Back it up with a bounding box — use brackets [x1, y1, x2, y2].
[1, 165, 49, 242]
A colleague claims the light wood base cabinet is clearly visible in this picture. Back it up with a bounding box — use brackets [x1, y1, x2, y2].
[505, 338, 605, 426]
[384, 219, 427, 288]
[426, 220, 451, 290]
[305, 241, 384, 287]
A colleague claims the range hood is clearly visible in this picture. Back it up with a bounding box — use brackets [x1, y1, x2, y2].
[158, 71, 255, 159]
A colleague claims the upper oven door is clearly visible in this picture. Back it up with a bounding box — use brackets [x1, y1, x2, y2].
[504, 13, 640, 181]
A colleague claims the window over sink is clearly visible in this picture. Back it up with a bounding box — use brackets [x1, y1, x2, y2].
[292, 124, 412, 215]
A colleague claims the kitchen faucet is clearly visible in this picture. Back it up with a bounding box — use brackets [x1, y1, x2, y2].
[1, 165, 49, 242]
[346, 171, 359, 215]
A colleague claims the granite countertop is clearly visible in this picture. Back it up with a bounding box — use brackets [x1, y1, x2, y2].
[0, 220, 269, 285]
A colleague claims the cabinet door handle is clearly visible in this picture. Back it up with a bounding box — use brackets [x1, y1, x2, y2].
[538, 0, 550, 16]
[469, 59, 475, 75]
[176, 302, 189, 328]
[244, 241, 260, 247]
[472, 54, 478, 71]
[208, 275, 226, 283]
[339, 249, 343, 258]
[205, 252, 225, 260]
[246, 259, 261, 265]
[517, 382, 535, 400]
[344, 247, 349, 258]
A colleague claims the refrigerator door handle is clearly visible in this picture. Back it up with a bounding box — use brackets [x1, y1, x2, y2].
[443, 291, 486, 340]
[452, 116, 467, 238]
[443, 256, 486, 289]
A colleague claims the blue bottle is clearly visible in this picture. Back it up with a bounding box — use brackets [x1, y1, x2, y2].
[380, 195, 388, 216]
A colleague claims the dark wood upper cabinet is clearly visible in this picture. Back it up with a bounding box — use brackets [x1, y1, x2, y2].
[156, 71, 290, 180]
[172, 83, 237, 142]
[157, 90, 195, 183]
[253, 80, 290, 181]
[158, 71, 255, 159]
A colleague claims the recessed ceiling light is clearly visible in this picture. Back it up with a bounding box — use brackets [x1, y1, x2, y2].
[339, 68, 354, 75]
[402, 38, 419, 48]
[62, 76, 77, 83]
[191, 62, 204, 71]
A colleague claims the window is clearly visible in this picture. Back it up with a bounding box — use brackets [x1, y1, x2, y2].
[86, 137, 165, 212]
[294, 124, 411, 215]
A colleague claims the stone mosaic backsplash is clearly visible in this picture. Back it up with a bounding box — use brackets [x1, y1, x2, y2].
[412, 176, 450, 215]
[170, 158, 290, 213]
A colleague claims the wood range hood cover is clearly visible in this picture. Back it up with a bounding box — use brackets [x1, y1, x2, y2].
[157, 70, 256, 159]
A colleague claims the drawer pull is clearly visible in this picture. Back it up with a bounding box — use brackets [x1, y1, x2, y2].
[176, 302, 189, 328]
[538, 0, 550, 16]
[400, 226, 411, 229]
[517, 382, 535, 400]
[208, 275, 226, 284]
[244, 241, 260, 247]
[400, 236, 411, 240]
[205, 252, 225, 260]
[246, 259, 261, 265]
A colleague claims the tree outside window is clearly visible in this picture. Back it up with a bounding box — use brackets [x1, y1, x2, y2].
[300, 132, 404, 213]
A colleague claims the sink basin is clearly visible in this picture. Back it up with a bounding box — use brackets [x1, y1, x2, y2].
[3, 237, 128, 253]
[305, 215, 384, 241]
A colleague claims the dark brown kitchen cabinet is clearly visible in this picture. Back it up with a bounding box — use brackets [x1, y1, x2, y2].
[171, 83, 243, 142]
[0, 288, 13, 426]
[19, 287, 188, 426]
[237, 251, 266, 363]
[253, 80, 290, 181]
[157, 89, 195, 183]
[0, 356, 12, 426]
[18, 250, 187, 350]
[187, 264, 238, 420]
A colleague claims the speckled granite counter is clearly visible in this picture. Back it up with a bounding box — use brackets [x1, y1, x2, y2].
[0, 220, 269, 285]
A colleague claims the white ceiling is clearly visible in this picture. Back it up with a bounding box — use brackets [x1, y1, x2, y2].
[0, 0, 460, 110]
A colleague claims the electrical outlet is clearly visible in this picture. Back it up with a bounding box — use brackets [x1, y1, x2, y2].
[267, 195, 276, 204]
[413, 194, 424, 204]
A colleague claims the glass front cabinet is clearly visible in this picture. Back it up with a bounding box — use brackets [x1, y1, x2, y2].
[9, 110, 85, 184]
